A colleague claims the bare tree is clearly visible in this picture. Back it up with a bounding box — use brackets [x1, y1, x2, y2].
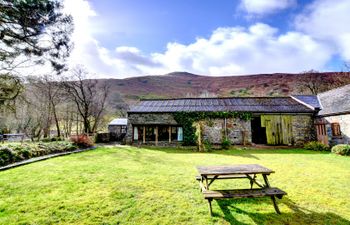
[298, 70, 325, 95]
[27, 75, 64, 137]
[62, 67, 110, 134]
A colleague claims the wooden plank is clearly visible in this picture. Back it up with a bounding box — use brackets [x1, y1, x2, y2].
[143, 126, 146, 143]
[203, 187, 286, 199]
[168, 126, 171, 143]
[155, 126, 158, 146]
[195, 174, 247, 181]
[197, 164, 274, 176]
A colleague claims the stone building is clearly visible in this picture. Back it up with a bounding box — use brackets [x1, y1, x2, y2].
[126, 96, 319, 146]
[316, 85, 350, 145]
[108, 118, 128, 141]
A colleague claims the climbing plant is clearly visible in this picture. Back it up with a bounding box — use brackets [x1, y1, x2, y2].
[173, 111, 252, 146]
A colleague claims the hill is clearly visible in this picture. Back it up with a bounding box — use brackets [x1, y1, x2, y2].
[102, 72, 350, 112]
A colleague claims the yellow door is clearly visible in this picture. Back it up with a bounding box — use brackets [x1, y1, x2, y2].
[261, 115, 292, 145]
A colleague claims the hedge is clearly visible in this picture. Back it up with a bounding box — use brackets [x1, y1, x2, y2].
[0, 141, 78, 167]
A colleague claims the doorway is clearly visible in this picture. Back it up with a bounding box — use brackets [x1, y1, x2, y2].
[251, 117, 267, 144]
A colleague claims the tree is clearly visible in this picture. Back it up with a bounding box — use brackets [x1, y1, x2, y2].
[26, 75, 63, 137]
[0, 0, 73, 73]
[62, 67, 111, 134]
[298, 70, 350, 94]
[298, 70, 325, 95]
[0, 0, 73, 109]
[0, 73, 23, 105]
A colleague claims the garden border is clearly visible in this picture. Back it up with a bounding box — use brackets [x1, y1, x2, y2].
[0, 146, 96, 171]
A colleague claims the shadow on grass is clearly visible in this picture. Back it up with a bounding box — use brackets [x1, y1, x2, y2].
[137, 146, 329, 159]
[215, 197, 349, 225]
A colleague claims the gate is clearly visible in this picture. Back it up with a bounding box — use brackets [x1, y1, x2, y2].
[315, 123, 328, 145]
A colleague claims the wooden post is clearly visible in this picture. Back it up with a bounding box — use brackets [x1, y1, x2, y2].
[143, 126, 146, 143]
[155, 126, 158, 146]
[168, 126, 171, 143]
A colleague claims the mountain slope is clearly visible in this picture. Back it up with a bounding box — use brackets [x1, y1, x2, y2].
[102, 72, 350, 111]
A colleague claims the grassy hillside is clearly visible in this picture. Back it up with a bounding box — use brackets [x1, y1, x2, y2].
[102, 71, 350, 111]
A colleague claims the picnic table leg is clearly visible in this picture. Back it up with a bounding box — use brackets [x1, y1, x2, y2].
[204, 175, 209, 190]
[262, 174, 281, 214]
[208, 198, 213, 216]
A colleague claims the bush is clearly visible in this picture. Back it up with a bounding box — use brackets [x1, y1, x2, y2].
[221, 138, 231, 150]
[0, 141, 79, 167]
[0, 146, 16, 166]
[331, 144, 350, 156]
[41, 137, 64, 142]
[70, 134, 94, 148]
[304, 141, 330, 151]
[203, 139, 212, 152]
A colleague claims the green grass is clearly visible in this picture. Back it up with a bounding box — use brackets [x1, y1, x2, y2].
[0, 146, 349, 225]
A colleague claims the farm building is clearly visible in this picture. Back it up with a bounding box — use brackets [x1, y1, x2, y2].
[316, 84, 350, 145]
[108, 118, 128, 141]
[126, 96, 320, 146]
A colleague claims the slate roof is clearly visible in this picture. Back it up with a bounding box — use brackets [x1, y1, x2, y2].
[128, 97, 315, 113]
[291, 95, 321, 110]
[108, 118, 128, 126]
[318, 84, 350, 116]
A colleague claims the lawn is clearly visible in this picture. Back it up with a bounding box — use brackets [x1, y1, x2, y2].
[0, 146, 349, 225]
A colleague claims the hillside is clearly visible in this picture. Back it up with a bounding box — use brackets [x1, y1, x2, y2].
[102, 72, 350, 111]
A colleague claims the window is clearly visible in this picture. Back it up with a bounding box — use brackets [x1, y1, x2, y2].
[133, 127, 138, 140]
[331, 123, 341, 136]
[121, 126, 127, 133]
[177, 127, 183, 141]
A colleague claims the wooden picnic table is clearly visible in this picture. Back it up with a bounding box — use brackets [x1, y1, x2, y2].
[196, 164, 286, 216]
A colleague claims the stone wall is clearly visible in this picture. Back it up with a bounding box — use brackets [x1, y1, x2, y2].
[202, 118, 251, 144]
[323, 114, 350, 145]
[291, 115, 315, 146]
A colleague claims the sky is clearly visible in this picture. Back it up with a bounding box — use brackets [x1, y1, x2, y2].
[62, 0, 350, 78]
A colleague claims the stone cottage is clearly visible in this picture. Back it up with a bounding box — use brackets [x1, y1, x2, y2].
[108, 118, 128, 141]
[126, 96, 319, 146]
[316, 85, 350, 145]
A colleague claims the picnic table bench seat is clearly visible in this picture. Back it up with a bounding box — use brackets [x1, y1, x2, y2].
[203, 187, 286, 199]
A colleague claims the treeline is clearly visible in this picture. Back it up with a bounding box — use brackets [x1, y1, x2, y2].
[0, 66, 117, 141]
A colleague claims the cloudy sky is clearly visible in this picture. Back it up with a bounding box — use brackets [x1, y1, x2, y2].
[63, 0, 350, 78]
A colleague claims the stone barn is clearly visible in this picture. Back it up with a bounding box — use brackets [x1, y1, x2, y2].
[108, 118, 128, 141]
[126, 96, 319, 146]
[316, 85, 350, 145]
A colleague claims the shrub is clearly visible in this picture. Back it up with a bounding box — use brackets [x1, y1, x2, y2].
[203, 139, 212, 152]
[0, 146, 16, 166]
[41, 137, 64, 142]
[304, 141, 330, 151]
[0, 141, 79, 167]
[70, 134, 94, 148]
[331, 144, 350, 156]
[221, 138, 231, 150]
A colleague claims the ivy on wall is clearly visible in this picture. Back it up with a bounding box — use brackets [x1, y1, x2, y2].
[173, 111, 252, 146]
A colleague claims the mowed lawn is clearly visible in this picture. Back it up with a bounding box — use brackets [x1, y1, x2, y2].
[0, 146, 349, 225]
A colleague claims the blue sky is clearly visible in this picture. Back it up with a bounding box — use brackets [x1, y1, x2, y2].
[63, 0, 350, 78]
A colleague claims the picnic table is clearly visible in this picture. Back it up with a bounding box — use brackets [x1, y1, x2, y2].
[196, 164, 286, 216]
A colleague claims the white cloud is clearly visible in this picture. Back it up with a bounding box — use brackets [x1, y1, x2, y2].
[295, 0, 350, 60]
[61, 0, 338, 78]
[239, 0, 296, 16]
[150, 23, 332, 76]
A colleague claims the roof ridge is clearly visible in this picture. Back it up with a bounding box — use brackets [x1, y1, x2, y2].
[139, 96, 293, 101]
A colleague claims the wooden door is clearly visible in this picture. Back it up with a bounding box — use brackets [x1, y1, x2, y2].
[315, 123, 328, 145]
[261, 115, 292, 145]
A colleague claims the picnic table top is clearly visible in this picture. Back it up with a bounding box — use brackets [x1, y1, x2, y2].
[196, 164, 274, 176]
